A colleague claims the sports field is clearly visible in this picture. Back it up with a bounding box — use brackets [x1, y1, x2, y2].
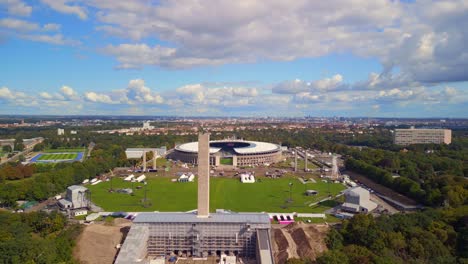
[88, 176, 346, 213]
[30, 151, 84, 163]
[38, 153, 78, 160]
[42, 148, 86, 153]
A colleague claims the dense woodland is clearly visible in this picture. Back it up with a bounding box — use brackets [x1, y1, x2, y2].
[316, 207, 468, 264]
[0, 210, 81, 263]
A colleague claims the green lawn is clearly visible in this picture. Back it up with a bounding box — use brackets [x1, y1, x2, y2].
[38, 153, 78, 160]
[220, 157, 233, 165]
[43, 148, 86, 153]
[88, 176, 345, 213]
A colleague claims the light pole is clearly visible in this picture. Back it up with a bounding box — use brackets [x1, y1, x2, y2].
[143, 181, 148, 207]
[288, 182, 293, 203]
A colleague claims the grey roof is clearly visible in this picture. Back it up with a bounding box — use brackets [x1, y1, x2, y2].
[345, 186, 368, 196]
[257, 229, 270, 250]
[68, 185, 88, 191]
[133, 212, 270, 224]
[58, 199, 72, 207]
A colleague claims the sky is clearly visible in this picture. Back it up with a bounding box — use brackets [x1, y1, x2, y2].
[0, 0, 467, 117]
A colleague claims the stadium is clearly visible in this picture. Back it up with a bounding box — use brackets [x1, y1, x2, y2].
[169, 139, 282, 166]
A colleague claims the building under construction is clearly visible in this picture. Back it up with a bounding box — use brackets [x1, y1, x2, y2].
[115, 133, 274, 264]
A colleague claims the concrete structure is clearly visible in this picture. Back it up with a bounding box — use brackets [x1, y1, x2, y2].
[170, 139, 282, 167]
[342, 187, 377, 213]
[22, 137, 44, 149]
[294, 151, 298, 172]
[58, 185, 89, 210]
[304, 150, 308, 171]
[0, 139, 15, 151]
[394, 127, 452, 145]
[125, 147, 167, 171]
[330, 155, 340, 179]
[57, 128, 65, 135]
[197, 132, 210, 218]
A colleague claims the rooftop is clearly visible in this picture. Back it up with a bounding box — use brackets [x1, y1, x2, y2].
[133, 211, 270, 224]
[67, 185, 88, 192]
[176, 140, 280, 155]
[345, 186, 369, 196]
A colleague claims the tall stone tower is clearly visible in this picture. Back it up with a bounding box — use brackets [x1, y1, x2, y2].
[197, 132, 210, 218]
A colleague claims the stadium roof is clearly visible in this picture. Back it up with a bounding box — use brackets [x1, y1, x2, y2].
[133, 211, 270, 224]
[176, 140, 280, 155]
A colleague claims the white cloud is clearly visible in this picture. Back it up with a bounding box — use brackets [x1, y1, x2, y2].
[312, 74, 344, 91]
[84, 92, 114, 104]
[0, 18, 38, 31]
[0, 0, 32, 16]
[273, 74, 347, 95]
[294, 92, 323, 103]
[43, 23, 61, 31]
[125, 79, 164, 104]
[173, 83, 259, 107]
[21, 33, 78, 45]
[59, 85, 79, 100]
[39, 92, 53, 100]
[0, 86, 15, 99]
[80, 0, 468, 84]
[41, 0, 87, 20]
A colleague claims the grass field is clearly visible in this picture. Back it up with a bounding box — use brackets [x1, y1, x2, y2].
[43, 148, 86, 153]
[88, 176, 346, 213]
[37, 153, 78, 160]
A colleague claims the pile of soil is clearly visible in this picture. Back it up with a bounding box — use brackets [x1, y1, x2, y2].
[272, 222, 329, 263]
[73, 220, 132, 264]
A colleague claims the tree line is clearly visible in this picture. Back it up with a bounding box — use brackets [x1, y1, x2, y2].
[0, 210, 82, 263]
[316, 207, 468, 264]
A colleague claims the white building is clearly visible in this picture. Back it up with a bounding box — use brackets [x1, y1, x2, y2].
[394, 127, 451, 145]
[342, 186, 377, 213]
[57, 128, 65, 135]
[74, 210, 87, 216]
[142, 121, 154, 130]
[58, 185, 89, 209]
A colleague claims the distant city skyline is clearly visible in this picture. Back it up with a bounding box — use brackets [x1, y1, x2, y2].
[1, 1, 467, 117]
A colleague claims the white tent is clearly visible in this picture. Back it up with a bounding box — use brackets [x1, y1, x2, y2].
[136, 174, 146, 182]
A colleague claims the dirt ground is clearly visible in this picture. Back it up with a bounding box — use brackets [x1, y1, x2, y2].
[271, 222, 329, 263]
[73, 218, 132, 264]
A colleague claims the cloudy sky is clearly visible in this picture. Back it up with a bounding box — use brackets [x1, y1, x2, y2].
[1, 0, 467, 117]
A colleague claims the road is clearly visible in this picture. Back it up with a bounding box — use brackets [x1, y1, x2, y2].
[87, 142, 96, 158]
[1, 146, 35, 164]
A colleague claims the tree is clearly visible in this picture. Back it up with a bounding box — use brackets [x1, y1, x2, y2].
[325, 228, 344, 250]
[14, 139, 24, 151]
[33, 143, 45, 152]
[316, 250, 349, 264]
[2, 145, 12, 153]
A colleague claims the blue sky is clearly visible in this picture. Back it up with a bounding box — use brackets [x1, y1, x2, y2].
[1, 0, 467, 117]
